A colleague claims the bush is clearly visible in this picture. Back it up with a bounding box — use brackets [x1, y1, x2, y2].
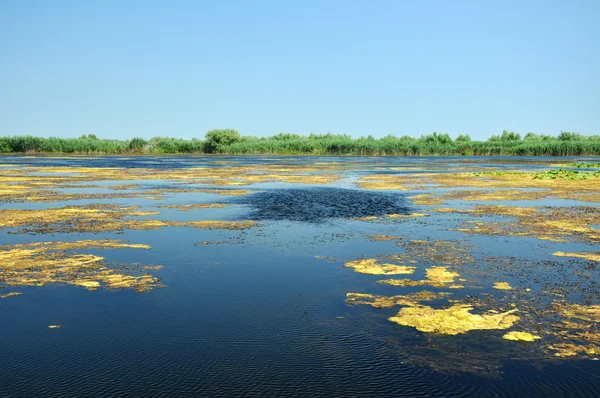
[204, 129, 241, 153]
[128, 137, 148, 152]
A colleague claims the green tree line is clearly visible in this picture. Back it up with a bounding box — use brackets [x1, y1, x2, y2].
[1, 130, 599, 156]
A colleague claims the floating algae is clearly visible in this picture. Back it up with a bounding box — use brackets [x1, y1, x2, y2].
[196, 189, 252, 196]
[354, 212, 429, 221]
[553, 251, 600, 262]
[493, 282, 513, 290]
[388, 239, 474, 266]
[357, 169, 600, 203]
[157, 203, 229, 211]
[346, 291, 449, 309]
[452, 206, 600, 244]
[388, 304, 519, 335]
[555, 303, 600, 322]
[0, 292, 23, 299]
[343, 259, 415, 275]
[0, 240, 161, 292]
[0, 163, 350, 204]
[379, 266, 463, 288]
[547, 343, 600, 357]
[0, 204, 256, 234]
[407, 194, 444, 206]
[386, 213, 430, 218]
[502, 331, 540, 342]
[355, 173, 430, 191]
[364, 234, 400, 241]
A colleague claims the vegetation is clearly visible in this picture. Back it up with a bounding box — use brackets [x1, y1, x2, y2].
[1, 129, 600, 156]
[565, 162, 600, 168]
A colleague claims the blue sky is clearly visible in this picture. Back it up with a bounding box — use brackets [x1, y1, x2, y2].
[1, 0, 598, 140]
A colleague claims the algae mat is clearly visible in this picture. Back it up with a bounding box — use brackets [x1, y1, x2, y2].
[1, 155, 600, 397]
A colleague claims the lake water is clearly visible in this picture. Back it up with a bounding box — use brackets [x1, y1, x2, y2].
[1, 156, 599, 397]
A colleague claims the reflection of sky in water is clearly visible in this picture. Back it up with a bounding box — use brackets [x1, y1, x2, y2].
[1, 156, 600, 396]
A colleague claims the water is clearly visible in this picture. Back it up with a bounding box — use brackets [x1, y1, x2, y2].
[1, 155, 599, 397]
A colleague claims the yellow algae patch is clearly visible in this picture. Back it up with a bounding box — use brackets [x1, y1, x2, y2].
[108, 184, 143, 190]
[196, 189, 252, 196]
[425, 266, 460, 285]
[73, 281, 101, 289]
[452, 205, 600, 244]
[0, 205, 157, 231]
[388, 304, 519, 335]
[344, 259, 415, 275]
[158, 203, 229, 211]
[502, 331, 540, 342]
[353, 215, 378, 221]
[356, 174, 430, 191]
[364, 235, 400, 241]
[553, 251, 600, 262]
[0, 240, 161, 292]
[352, 213, 429, 222]
[555, 303, 600, 322]
[0, 292, 23, 299]
[346, 291, 448, 309]
[0, 164, 348, 204]
[493, 282, 513, 290]
[548, 343, 600, 357]
[355, 169, 600, 205]
[358, 181, 411, 190]
[441, 189, 551, 202]
[387, 213, 430, 218]
[0, 204, 256, 234]
[408, 194, 444, 206]
[429, 170, 600, 203]
[379, 266, 462, 288]
[431, 207, 476, 214]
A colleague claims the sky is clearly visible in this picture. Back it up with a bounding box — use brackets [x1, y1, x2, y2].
[0, 0, 598, 140]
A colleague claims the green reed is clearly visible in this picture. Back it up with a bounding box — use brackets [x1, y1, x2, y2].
[1, 130, 599, 156]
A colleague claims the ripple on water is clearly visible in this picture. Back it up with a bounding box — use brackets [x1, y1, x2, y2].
[236, 187, 411, 222]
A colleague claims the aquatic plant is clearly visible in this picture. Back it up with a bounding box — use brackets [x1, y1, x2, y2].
[565, 162, 600, 168]
[379, 266, 463, 288]
[0, 240, 162, 292]
[388, 304, 519, 335]
[343, 259, 415, 275]
[502, 331, 540, 342]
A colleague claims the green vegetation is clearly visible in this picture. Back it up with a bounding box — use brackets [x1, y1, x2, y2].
[1, 130, 600, 156]
[473, 169, 600, 180]
[532, 169, 600, 180]
[565, 162, 600, 168]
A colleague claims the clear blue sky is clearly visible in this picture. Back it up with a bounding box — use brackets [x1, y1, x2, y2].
[1, 0, 598, 140]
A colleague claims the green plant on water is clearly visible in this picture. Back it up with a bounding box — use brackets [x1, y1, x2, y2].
[566, 163, 600, 168]
[533, 169, 600, 180]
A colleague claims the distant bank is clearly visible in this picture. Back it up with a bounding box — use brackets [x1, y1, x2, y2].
[1, 130, 599, 156]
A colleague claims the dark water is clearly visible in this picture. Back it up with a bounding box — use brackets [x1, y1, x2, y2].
[1, 155, 600, 397]
[237, 188, 410, 222]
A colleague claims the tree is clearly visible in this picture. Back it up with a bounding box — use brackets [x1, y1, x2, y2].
[128, 137, 148, 152]
[204, 129, 241, 153]
[456, 134, 471, 142]
[500, 130, 521, 141]
[558, 131, 583, 141]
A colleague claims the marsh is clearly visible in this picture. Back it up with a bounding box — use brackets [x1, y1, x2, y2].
[1, 155, 600, 396]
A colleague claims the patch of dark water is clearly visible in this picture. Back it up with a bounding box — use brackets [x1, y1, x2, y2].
[236, 187, 411, 222]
